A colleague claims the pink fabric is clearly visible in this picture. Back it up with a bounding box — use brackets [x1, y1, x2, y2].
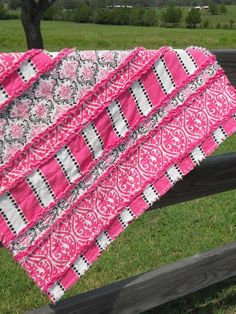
[0, 46, 235, 302]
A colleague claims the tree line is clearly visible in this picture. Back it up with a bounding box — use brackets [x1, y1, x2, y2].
[1, 1, 232, 28]
[3, 0, 236, 10]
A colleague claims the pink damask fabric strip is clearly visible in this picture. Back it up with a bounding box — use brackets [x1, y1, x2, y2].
[0, 46, 235, 303]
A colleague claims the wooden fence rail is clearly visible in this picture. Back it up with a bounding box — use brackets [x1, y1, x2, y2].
[26, 241, 236, 314]
[212, 49, 236, 86]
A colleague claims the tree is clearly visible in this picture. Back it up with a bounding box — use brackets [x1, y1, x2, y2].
[162, 5, 182, 27]
[143, 9, 157, 26]
[0, 3, 7, 19]
[229, 19, 234, 29]
[43, 2, 63, 20]
[209, 1, 218, 15]
[60, 0, 78, 9]
[8, 0, 21, 10]
[73, 3, 93, 23]
[129, 8, 142, 25]
[20, 0, 57, 49]
[203, 19, 209, 28]
[186, 8, 201, 28]
[219, 4, 227, 14]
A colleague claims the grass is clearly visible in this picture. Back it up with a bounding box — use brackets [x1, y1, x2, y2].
[0, 19, 236, 314]
[0, 19, 236, 52]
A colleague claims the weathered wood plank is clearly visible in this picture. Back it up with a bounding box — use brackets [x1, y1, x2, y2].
[149, 152, 236, 210]
[25, 240, 236, 314]
[211, 49, 236, 86]
[0, 152, 235, 249]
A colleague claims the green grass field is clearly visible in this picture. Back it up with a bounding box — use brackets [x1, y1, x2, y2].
[0, 19, 236, 314]
[0, 19, 236, 52]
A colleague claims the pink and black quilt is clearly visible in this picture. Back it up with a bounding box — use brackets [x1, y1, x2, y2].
[0, 46, 235, 302]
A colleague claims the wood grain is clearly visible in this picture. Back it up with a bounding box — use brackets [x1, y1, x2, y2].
[212, 49, 236, 87]
[149, 152, 236, 210]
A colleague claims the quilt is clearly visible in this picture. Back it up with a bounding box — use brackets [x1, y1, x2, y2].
[0, 46, 235, 302]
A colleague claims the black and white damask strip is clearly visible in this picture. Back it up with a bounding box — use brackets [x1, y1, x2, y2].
[0, 192, 27, 234]
[26, 170, 55, 207]
[55, 146, 80, 184]
[153, 57, 175, 94]
[106, 100, 129, 137]
[129, 79, 153, 116]
[82, 122, 104, 160]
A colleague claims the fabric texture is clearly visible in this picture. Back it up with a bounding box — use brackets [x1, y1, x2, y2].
[0, 46, 235, 302]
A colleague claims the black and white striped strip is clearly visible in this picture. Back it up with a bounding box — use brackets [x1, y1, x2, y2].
[142, 184, 160, 206]
[26, 170, 55, 207]
[106, 100, 129, 137]
[48, 281, 65, 302]
[166, 164, 183, 184]
[55, 146, 80, 184]
[173, 49, 198, 76]
[0, 192, 27, 235]
[190, 145, 206, 165]
[72, 254, 90, 277]
[95, 230, 112, 251]
[118, 207, 135, 228]
[129, 79, 153, 116]
[153, 57, 175, 94]
[0, 84, 8, 105]
[212, 126, 228, 145]
[17, 59, 37, 83]
[82, 122, 104, 160]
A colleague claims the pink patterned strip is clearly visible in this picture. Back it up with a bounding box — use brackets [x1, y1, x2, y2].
[46, 112, 236, 302]
[0, 47, 167, 196]
[18, 74, 236, 293]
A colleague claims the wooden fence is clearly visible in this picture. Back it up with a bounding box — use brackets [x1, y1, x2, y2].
[0, 50, 236, 314]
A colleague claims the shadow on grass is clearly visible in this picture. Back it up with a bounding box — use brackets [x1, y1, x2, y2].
[143, 276, 236, 314]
